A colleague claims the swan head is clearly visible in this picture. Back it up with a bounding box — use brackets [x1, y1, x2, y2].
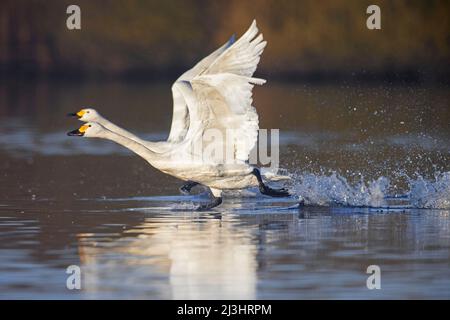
[67, 122, 105, 138]
[67, 108, 100, 122]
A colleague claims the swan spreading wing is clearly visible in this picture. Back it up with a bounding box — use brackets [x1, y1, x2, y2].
[168, 20, 266, 156]
[176, 20, 267, 165]
[201, 20, 266, 78]
[168, 35, 236, 143]
[190, 74, 265, 163]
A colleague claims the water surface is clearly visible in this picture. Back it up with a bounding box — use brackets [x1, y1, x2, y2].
[0, 81, 449, 299]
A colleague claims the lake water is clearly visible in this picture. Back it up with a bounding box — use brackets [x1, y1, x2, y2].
[0, 81, 449, 299]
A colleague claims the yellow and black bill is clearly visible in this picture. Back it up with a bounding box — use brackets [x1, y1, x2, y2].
[67, 110, 85, 118]
[67, 124, 89, 136]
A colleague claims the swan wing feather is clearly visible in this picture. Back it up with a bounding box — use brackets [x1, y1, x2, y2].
[187, 73, 265, 163]
[167, 35, 236, 143]
[201, 20, 267, 78]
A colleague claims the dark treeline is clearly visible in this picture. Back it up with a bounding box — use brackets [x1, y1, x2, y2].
[1, 0, 449, 82]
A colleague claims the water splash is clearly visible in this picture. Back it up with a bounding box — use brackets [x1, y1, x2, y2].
[409, 172, 450, 209]
[290, 170, 450, 209]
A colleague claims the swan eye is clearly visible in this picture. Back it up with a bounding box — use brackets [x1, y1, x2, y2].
[87, 111, 90, 113]
[88, 125, 92, 127]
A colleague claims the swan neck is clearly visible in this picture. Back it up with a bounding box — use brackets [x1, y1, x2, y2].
[101, 129, 157, 162]
[96, 116, 149, 145]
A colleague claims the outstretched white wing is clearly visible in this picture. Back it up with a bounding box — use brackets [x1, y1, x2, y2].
[168, 20, 267, 145]
[186, 73, 265, 163]
[167, 35, 236, 143]
[201, 20, 267, 78]
[179, 20, 267, 164]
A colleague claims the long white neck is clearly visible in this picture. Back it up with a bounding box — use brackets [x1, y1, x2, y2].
[97, 128, 159, 166]
[95, 115, 162, 150]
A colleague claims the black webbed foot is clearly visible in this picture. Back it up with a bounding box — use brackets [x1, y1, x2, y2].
[196, 197, 222, 211]
[179, 181, 199, 195]
[259, 185, 291, 197]
[252, 168, 291, 198]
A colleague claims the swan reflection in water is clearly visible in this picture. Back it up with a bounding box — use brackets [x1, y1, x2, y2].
[76, 211, 259, 299]
[69, 205, 450, 299]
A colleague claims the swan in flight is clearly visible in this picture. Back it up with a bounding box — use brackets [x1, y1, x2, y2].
[67, 20, 290, 210]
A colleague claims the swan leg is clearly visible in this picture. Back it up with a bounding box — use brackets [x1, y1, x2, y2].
[252, 168, 290, 197]
[196, 188, 222, 211]
[179, 181, 199, 195]
[196, 196, 222, 211]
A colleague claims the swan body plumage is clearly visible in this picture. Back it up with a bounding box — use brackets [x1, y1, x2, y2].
[68, 20, 291, 208]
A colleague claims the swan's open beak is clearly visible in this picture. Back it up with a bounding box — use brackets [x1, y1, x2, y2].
[67, 110, 85, 119]
[67, 128, 83, 136]
[67, 124, 88, 136]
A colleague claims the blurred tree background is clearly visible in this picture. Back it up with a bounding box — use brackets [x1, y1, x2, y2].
[1, 0, 449, 82]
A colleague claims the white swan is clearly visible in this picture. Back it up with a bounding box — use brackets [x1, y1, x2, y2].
[67, 20, 290, 209]
[68, 30, 239, 193]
